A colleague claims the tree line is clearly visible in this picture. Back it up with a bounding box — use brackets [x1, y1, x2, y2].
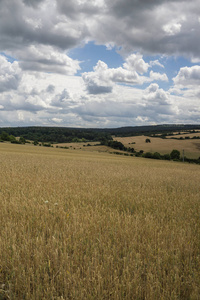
[1, 124, 200, 143]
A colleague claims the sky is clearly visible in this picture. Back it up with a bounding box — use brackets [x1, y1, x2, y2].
[0, 0, 200, 128]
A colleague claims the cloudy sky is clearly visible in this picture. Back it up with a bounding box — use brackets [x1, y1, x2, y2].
[0, 0, 200, 127]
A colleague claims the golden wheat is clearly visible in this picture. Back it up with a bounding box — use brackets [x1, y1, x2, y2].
[0, 143, 199, 299]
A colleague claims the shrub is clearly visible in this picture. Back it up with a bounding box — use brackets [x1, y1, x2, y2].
[143, 152, 153, 159]
[107, 140, 125, 151]
[163, 154, 171, 160]
[19, 136, 26, 144]
[127, 147, 135, 153]
[43, 143, 52, 147]
[11, 140, 21, 144]
[135, 152, 142, 157]
[152, 152, 161, 159]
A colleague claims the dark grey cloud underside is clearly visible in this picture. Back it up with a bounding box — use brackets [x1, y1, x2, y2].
[0, 0, 199, 58]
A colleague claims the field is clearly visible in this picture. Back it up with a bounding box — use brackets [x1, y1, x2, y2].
[0, 143, 200, 299]
[113, 135, 200, 159]
[54, 142, 115, 153]
[165, 131, 200, 139]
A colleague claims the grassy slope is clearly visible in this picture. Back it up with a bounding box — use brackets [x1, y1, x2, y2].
[0, 143, 200, 299]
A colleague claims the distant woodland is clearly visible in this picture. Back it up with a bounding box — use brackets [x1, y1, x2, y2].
[0, 124, 200, 144]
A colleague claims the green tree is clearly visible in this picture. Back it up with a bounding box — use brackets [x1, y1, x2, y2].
[33, 140, 39, 146]
[0, 131, 10, 141]
[143, 152, 153, 158]
[163, 154, 171, 160]
[19, 136, 26, 144]
[9, 135, 17, 142]
[170, 149, 180, 160]
[152, 152, 161, 159]
[145, 138, 151, 143]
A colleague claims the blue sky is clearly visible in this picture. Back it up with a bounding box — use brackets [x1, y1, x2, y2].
[0, 0, 200, 127]
[69, 42, 124, 74]
[70, 42, 190, 82]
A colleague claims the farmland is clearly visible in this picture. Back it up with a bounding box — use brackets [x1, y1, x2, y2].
[0, 143, 200, 299]
[113, 135, 200, 159]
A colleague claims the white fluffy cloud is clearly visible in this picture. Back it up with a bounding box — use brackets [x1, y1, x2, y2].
[143, 83, 169, 104]
[173, 65, 200, 87]
[150, 71, 168, 82]
[163, 22, 182, 36]
[0, 67, 199, 127]
[82, 61, 114, 94]
[0, 55, 22, 93]
[14, 45, 81, 75]
[82, 55, 168, 94]
[123, 53, 149, 74]
[172, 66, 200, 119]
[0, 0, 199, 127]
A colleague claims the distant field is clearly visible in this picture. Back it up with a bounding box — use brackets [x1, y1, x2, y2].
[113, 135, 200, 158]
[0, 143, 199, 299]
[155, 131, 200, 137]
[166, 131, 200, 139]
[54, 141, 127, 154]
[54, 141, 99, 149]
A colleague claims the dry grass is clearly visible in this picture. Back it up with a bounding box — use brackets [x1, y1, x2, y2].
[0, 143, 200, 299]
[113, 135, 200, 159]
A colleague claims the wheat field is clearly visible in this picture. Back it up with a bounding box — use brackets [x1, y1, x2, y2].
[0, 143, 200, 299]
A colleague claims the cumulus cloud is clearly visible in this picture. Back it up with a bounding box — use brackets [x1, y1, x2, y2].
[72, 81, 178, 126]
[46, 84, 55, 94]
[82, 56, 168, 94]
[0, 55, 22, 93]
[14, 45, 81, 75]
[82, 61, 113, 94]
[0, 68, 199, 127]
[123, 53, 149, 74]
[163, 22, 182, 36]
[173, 65, 200, 87]
[143, 83, 169, 104]
[101, 1, 200, 59]
[149, 71, 168, 82]
[141, 83, 175, 119]
[0, 72, 86, 121]
[51, 89, 73, 108]
[0, 0, 199, 127]
[1, 0, 200, 60]
[0, 0, 87, 51]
